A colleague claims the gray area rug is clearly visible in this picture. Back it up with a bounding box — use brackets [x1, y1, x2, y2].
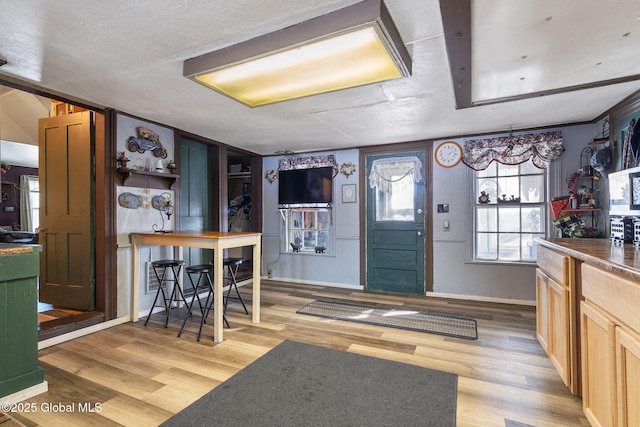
[161, 340, 457, 427]
[297, 300, 478, 340]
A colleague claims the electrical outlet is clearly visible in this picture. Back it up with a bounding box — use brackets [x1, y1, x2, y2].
[4, 206, 15, 212]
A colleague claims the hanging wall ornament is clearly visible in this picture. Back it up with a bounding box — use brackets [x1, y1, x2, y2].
[339, 162, 356, 178]
[265, 170, 278, 184]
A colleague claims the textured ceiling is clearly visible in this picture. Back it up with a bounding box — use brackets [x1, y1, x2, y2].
[0, 0, 639, 158]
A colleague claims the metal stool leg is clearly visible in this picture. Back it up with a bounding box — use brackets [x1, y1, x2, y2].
[224, 261, 248, 314]
[145, 264, 171, 327]
[164, 264, 186, 328]
[201, 273, 230, 341]
[178, 271, 207, 338]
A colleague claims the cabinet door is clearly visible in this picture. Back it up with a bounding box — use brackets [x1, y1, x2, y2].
[616, 327, 640, 427]
[581, 301, 617, 427]
[536, 269, 550, 352]
[547, 277, 570, 387]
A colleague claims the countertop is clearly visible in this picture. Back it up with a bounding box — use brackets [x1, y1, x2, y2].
[536, 238, 640, 282]
[0, 243, 40, 255]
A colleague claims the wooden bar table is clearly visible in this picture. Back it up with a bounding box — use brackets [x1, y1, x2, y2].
[130, 231, 261, 342]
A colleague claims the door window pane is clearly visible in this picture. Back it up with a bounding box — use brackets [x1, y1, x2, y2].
[375, 173, 414, 221]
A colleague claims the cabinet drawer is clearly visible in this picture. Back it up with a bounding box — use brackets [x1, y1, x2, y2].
[537, 245, 570, 286]
[582, 263, 640, 333]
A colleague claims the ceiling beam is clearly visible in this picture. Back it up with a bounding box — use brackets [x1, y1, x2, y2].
[440, 0, 640, 110]
[439, 0, 471, 110]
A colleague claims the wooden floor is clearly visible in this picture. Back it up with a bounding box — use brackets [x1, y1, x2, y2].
[9, 280, 587, 427]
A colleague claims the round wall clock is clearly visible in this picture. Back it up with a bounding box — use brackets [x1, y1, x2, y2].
[435, 141, 463, 168]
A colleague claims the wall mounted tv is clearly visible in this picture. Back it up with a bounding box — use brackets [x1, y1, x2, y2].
[278, 167, 333, 205]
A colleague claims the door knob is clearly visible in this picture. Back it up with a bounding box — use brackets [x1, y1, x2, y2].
[417, 231, 422, 236]
[417, 209, 423, 214]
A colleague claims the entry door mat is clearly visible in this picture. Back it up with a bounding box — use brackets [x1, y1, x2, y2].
[297, 300, 478, 340]
[161, 340, 457, 427]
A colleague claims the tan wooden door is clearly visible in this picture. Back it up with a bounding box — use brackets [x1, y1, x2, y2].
[38, 111, 95, 310]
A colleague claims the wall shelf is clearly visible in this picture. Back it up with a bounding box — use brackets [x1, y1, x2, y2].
[117, 168, 179, 190]
[228, 172, 252, 179]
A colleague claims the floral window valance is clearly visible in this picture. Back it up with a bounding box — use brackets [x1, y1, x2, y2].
[368, 156, 423, 193]
[278, 154, 338, 175]
[462, 131, 565, 170]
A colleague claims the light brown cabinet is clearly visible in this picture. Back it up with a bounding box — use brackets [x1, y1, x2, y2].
[580, 300, 616, 427]
[581, 263, 640, 427]
[615, 327, 640, 426]
[536, 245, 577, 392]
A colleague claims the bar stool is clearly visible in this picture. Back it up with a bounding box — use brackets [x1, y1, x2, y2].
[224, 258, 248, 314]
[178, 263, 230, 341]
[144, 259, 186, 328]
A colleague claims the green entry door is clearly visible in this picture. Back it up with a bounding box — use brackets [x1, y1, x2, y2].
[366, 152, 425, 294]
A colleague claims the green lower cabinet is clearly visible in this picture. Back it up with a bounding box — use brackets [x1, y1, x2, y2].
[0, 248, 45, 398]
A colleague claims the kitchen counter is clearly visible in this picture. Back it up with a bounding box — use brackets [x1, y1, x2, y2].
[0, 243, 37, 255]
[535, 238, 640, 282]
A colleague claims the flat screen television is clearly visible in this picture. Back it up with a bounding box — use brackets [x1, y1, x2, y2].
[278, 167, 333, 205]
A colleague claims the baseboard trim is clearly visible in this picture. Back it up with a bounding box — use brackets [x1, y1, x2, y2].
[38, 316, 130, 350]
[260, 277, 533, 305]
[426, 291, 535, 306]
[0, 381, 48, 404]
[260, 276, 363, 290]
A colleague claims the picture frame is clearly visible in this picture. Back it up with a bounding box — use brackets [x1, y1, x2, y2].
[342, 184, 356, 203]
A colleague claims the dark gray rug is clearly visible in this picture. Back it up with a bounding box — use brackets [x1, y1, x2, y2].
[297, 300, 478, 340]
[161, 340, 457, 427]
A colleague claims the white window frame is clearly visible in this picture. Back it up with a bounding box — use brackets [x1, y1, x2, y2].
[471, 160, 548, 264]
[281, 207, 333, 255]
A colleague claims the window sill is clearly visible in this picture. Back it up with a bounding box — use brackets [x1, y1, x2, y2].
[465, 259, 537, 267]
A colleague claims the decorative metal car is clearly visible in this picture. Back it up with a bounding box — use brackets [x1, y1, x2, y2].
[126, 127, 167, 158]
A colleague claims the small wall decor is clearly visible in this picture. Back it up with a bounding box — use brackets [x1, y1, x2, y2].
[265, 169, 278, 184]
[0, 163, 11, 174]
[478, 191, 490, 204]
[342, 184, 357, 203]
[126, 127, 167, 158]
[339, 162, 356, 178]
[151, 192, 174, 232]
[118, 192, 143, 209]
[167, 160, 177, 174]
[117, 152, 130, 169]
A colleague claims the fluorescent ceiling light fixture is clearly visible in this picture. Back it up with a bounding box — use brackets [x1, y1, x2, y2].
[183, 0, 411, 107]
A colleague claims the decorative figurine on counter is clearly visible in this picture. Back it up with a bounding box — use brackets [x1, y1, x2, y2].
[167, 159, 177, 174]
[117, 152, 130, 169]
[478, 191, 490, 204]
[497, 194, 521, 203]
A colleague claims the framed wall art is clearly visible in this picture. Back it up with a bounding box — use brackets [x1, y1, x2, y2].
[342, 184, 356, 203]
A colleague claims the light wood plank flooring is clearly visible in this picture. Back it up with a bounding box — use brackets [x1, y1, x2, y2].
[9, 280, 587, 426]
